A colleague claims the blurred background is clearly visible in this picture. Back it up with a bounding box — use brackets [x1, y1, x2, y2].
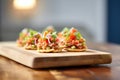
[0, 0, 120, 44]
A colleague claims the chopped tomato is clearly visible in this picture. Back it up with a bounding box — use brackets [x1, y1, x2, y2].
[69, 33, 76, 40]
[71, 40, 75, 45]
[73, 40, 78, 44]
[27, 38, 33, 43]
[56, 38, 59, 42]
[49, 37, 53, 42]
[45, 39, 49, 44]
[70, 28, 77, 33]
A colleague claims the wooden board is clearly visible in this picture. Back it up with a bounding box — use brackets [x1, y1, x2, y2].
[0, 42, 112, 68]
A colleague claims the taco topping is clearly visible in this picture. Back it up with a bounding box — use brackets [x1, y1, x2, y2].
[17, 26, 87, 52]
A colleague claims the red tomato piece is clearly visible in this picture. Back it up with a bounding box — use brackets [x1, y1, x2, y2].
[45, 39, 49, 44]
[56, 38, 59, 42]
[74, 40, 79, 44]
[70, 33, 76, 40]
[70, 28, 77, 33]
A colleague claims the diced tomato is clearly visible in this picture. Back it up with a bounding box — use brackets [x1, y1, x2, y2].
[71, 40, 75, 45]
[56, 38, 59, 42]
[45, 39, 49, 44]
[49, 37, 53, 42]
[69, 33, 76, 40]
[74, 40, 79, 44]
[27, 39, 32, 43]
[70, 28, 77, 33]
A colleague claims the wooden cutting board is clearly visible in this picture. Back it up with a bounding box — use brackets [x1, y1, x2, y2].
[0, 42, 112, 68]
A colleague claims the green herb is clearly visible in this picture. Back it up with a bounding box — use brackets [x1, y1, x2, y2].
[65, 32, 70, 40]
[29, 29, 38, 37]
[75, 32, 82, 40]
[52, 32, 57, 38]
[24, 37, 30, 42]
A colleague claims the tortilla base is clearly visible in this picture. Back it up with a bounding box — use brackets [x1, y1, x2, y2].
[24, 45, 37, 50]
[38, 49, 62, 53]
[24, 47, 37, 50]
[65, 48, 87, 52]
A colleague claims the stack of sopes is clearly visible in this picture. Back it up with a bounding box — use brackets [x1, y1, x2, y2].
[16, 26, 87, 53]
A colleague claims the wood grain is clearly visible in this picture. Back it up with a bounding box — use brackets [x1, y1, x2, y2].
[0, 42, 111, 68]
[1, 42, 120, 80]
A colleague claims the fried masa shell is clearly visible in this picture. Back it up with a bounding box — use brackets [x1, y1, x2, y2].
[65, 48, 87, 52]
[37, 49, 62, 53]
[24, 44, 37, 50]
[17, 27, 87, 53]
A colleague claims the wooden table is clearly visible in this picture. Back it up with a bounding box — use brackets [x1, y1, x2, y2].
[0, 42, 120, 80]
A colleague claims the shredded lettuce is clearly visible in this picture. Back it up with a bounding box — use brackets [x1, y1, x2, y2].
[19, 28, 38, 43]
[62, 27, 70, 38]
[29, 29, 38, 37]
[74, 32, 82, 40]
[62, 27, 69, 33]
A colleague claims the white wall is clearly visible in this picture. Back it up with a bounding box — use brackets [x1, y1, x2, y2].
[32, 0, 107, 42]
[1, 0, 107, 42]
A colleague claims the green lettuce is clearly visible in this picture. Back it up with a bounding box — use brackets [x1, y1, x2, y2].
[74, 32, 82, 40]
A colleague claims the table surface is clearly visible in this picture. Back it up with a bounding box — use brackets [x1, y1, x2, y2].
[0, 42, 120, 80]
